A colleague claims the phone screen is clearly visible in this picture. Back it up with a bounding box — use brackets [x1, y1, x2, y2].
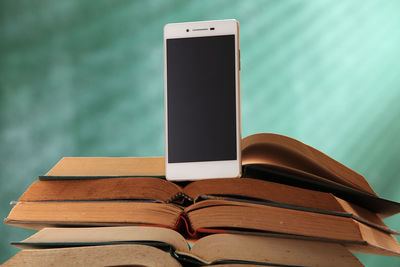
[167, 35, 237, 163]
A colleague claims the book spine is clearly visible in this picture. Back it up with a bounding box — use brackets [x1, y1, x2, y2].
[174, 213, 198, 238]
[169, 192, 193, 205]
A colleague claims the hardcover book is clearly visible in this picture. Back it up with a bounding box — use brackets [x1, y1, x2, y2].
[4, 133, 400, 264]
[5, 176, 400, 256]
[6, 226, 364, 267]
[38, 133, 400, 217]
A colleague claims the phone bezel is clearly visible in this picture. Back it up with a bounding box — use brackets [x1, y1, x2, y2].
[164, 19, 241, 181]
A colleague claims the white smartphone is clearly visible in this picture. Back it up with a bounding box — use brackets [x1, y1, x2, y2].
[164, 19, 241, 181]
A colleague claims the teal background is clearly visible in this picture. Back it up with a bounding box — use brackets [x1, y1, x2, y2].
[1, 0, 399, 265]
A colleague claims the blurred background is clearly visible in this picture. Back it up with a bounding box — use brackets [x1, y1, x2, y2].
[1, 0, 399, 265]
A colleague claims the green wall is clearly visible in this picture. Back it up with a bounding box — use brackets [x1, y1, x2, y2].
[1, 0, 399, 265]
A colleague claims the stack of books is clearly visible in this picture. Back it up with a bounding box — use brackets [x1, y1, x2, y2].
[2, 133, 400, 266]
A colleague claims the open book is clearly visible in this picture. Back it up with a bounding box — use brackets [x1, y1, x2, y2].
[7, 226, 363, 267]
[5, 176, 400, 256]
[39, 133, 400, 217]
[4, 133, 400, 257]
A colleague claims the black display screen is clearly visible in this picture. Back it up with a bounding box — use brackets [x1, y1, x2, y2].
[167, 35, 237, 163]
